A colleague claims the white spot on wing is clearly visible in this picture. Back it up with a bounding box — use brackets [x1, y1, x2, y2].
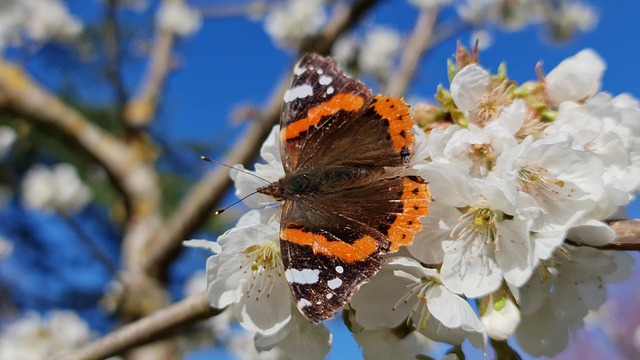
[317, 68, 323, 75]
[335, 266, 344, 274]
[328, 277, 343, 289]
[294, 65, 307, 76]
[326, 293, 333, 299]
[327, 86, 335, 95]
[285, 268, 321, 284]
[319, 75, 333, 85]
[284, 84, 314, 103]
[298, 298, 312, 308]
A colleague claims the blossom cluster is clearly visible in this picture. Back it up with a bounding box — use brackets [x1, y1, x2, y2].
[260, 0, 597, 81]
[21, 163, 92, 215]
[0, 310, 92, 360]
[0, 0, 82, 50]
[205, 47, 637, 359]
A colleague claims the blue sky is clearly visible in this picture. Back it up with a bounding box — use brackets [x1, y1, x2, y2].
[4, 1, 640, 359]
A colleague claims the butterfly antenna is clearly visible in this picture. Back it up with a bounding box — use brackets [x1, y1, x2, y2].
[200, 156, 271, 184]
[214, 190, 260, 215]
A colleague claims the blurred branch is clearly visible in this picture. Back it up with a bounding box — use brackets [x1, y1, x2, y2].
[104, 0, 128, 120]
[0, 60, 144, 204]
[386, 9, 439, 97]
[142, 84, 285, 275]
[0, 58, 165, 333]
[61, 212, 119, 277]
[198, 1, 267, 19]
[56, 293, 218, 360]
[123, 0, 178, 129]
[300, 0, 381, 55]
[143, 0, 382, 276]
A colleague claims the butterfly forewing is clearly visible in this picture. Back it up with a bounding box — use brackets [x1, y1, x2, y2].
[279, 54, 373, 173]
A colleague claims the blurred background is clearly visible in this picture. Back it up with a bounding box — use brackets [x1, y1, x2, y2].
[0, 0, 639, 359]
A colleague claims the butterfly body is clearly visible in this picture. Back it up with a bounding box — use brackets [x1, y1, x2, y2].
[264, 53, 430, 322]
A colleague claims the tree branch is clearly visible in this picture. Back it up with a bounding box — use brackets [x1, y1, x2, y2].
[58, 219, 640, 359]
[56, 293, 218, 360]
[385, 9, 439, 97]
[596, 219, 640, 251]
[0, 60, 145, 205]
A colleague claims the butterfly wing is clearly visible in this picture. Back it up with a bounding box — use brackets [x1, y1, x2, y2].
[280, 175, 430, 321]
[279, 53, 373, 173]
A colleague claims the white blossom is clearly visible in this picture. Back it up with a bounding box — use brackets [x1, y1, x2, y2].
[515, 246, 633, 356]
[0, 0, 83, 49]
[183, 239, 223, 254]
[0, 310, 91, 360]
[417, 162, 534, 297]
[451, 64, 491, 115]
[353, 326, 433, 360]
[558, 2, 598, 32]
[0, 125, 16, 160]
[0, 235, 12, 260]
[545, 48, 606, 105]
[156, 1, 202, 36]
[255, 309, 331, 360]
[489, 133, 605, 258]
[22, 0, 82, 42]
[358, 27, 401, 79]
[264, 0, 326, 48]
[456, 0, 544, 30]
[351, 257, 485, 348]
[332, 35, 358, 69]
[480, 294, 520, 340]
[470, 29, 493, 50]
[22, 163, 92, 214]
[546, 93, 637, 219]
[228, 330, 285, 360]
[207, 210, 292, 335]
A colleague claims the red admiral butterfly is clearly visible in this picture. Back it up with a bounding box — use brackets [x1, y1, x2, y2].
[258, 53, 430, 322]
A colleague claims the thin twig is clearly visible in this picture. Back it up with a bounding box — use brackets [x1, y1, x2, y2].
[385, 9, 439, 97]
[596, 219, 640, 251]
[56, 293, 218, 360]
[104, 0, 128, 121]
[60, 212, 119, 277]
[300, 0, 381, 55]
[198, 1, 267, 19]
[123, 0, 178, 128]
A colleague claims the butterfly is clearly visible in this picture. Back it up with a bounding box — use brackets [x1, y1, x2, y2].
[257, 53, 430, 322]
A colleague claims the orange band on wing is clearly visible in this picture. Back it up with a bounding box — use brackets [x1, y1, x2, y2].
[373, 95, 414, 153]
[387, 177, 430, 252]
[282, 227, 378, 263]
[281, 93, 366, 142]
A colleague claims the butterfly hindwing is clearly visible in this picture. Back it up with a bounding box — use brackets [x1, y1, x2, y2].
[280, 175, 430, 321]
